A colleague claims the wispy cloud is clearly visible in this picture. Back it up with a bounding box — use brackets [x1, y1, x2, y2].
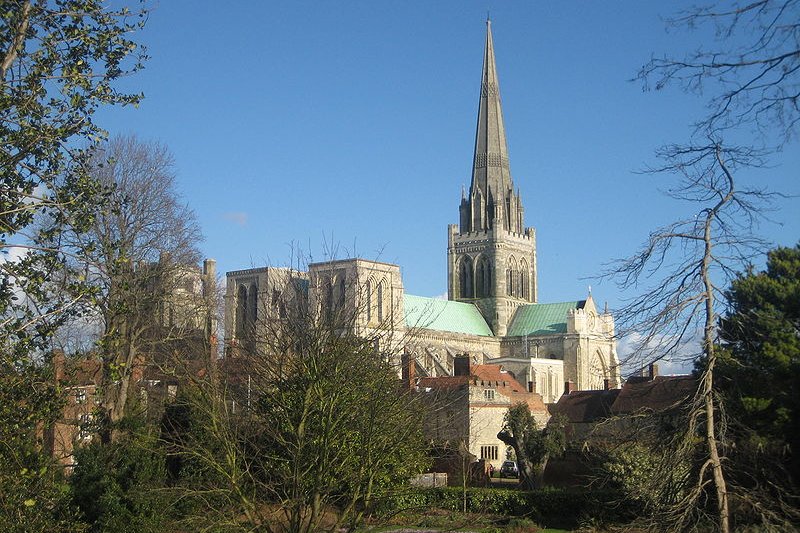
[617, 330, 698, 377]
[224, 211, 248, 226]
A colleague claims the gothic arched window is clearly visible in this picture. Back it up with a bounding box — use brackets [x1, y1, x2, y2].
[520, 259, 529, 300]
[475, 256, 492, 298]
[236, 284, 248, 339]
[507, 257, 519, 297]
[323, 276, 334, 319]
[249, 282, 258, 322]
[364, 281, 372, 323]
[336, 274, 346, 310]
[376, 281, 385, 322]
[459, 256, 474, 298]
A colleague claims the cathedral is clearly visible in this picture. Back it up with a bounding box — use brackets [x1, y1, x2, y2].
[224, 21, 620, 404]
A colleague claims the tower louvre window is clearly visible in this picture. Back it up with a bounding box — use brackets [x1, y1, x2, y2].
[476, 256, 492, 298]
[480, 445, 498, 461]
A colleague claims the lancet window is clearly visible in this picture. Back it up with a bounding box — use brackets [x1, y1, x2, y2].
[376, 281, 385, 323]
[506, 256, 520, 297]
[520, 259, 529, 300]
[365, 281, 372, 323]
[235, 284, 248, 339]
[459, 256, 474, 298]
[475, 255, 492, 298]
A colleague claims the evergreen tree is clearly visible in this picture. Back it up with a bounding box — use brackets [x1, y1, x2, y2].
[719, 244, 800, 475]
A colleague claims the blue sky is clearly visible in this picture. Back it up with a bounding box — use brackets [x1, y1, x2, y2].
[98, 1, 799, 315]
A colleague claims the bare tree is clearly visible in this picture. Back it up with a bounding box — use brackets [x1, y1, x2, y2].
[58, 134, 204, 440]
[637, 0, 800, 148]
[606, 139, 776, 532]
[617, 4, 800, 529]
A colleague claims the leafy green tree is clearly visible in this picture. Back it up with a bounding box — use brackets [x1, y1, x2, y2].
[1, 1, 146, 529]
[498, 403, 564, 490]
[70, 431, 172, 533]
[0, 365, 84, 532]
[1, 0, 146, 355]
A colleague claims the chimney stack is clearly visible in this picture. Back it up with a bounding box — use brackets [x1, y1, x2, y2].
[203, 258, 217, 295]
[53, 349, 65, 382]
[564, 380, 575, 395]
[401, 351, 416, 390]
[453, 355, 472, 377]
[649, 363, 659, 380]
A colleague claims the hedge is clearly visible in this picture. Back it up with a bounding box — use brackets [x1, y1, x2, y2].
[374, 486, 640, 529]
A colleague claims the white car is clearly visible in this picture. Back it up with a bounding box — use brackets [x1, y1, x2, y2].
[499, 460, 519, 478]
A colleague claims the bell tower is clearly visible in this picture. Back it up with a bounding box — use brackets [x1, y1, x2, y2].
[447, 20, 537, 336]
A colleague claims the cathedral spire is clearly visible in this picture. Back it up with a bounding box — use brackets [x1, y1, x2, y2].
[470, 19, 514, 227]
[448, 20, 538, 332]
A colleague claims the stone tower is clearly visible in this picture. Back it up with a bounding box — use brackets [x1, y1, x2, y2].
[447, 20, 537, 336]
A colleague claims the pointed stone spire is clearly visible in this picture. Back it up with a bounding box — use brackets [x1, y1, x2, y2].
[469, 19, 514, 230]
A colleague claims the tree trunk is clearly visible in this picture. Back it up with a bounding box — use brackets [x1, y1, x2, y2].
[701, 266, 730, 533]
[497, 430, 537, 490]
[100, 312, 140, 442]
[701, 151, 731, 533]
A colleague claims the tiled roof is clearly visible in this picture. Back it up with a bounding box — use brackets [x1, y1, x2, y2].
[418, 363, 547, 412]
[404, 295, 493, 337]
[418, 375, 469, 390]
[551, 375, 697, 424]
[506, 301, 585, 336]
[611, 375, 696, 414]
[551, 389, 620, 423]
[472, 364, 526, 392]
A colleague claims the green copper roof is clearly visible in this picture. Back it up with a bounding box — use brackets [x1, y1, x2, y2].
[507, 301, 584, 337]
[404, 295, 494, 337]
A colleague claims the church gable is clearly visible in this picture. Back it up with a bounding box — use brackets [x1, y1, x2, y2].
[506, 301, 584, 336]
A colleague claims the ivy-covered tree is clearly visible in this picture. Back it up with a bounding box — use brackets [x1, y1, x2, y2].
[498, 403, 564, 490]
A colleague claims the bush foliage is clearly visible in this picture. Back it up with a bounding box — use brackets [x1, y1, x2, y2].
[377, 486, 640, 529]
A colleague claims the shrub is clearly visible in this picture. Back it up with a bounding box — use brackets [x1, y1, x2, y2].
[70, 433, 172, 532]
[375, 486, 640, 529]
